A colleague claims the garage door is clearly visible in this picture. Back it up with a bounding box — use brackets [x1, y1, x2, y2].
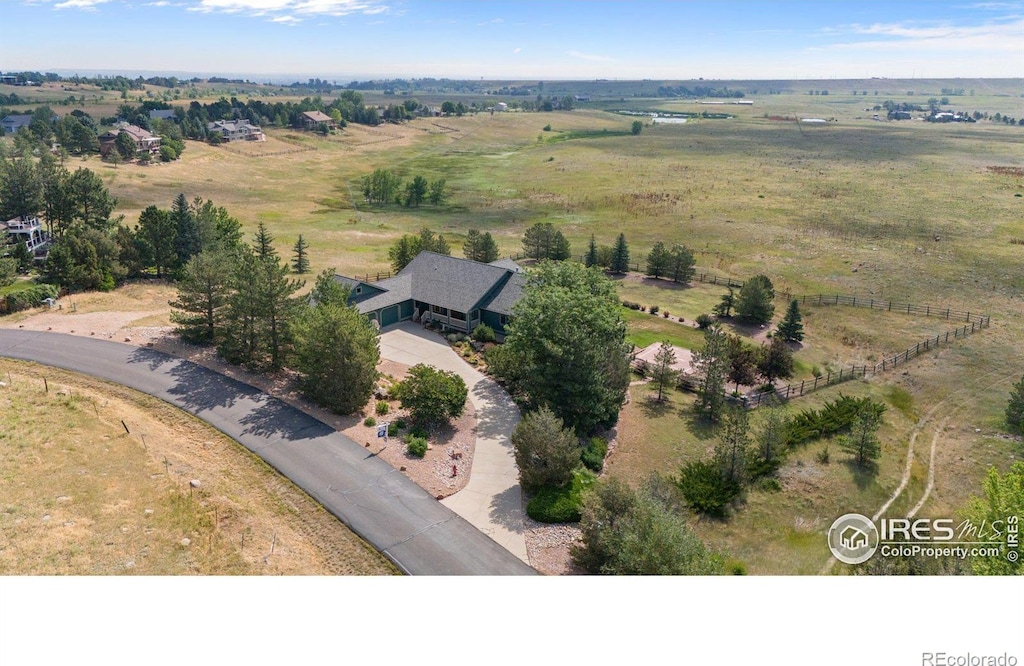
[381, 305, 400, 327]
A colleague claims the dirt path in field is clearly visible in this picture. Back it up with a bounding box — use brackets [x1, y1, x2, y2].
[819, 369, 1019, 574]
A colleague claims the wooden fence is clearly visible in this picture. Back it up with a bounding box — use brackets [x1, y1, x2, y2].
[350, 271, 392, 283]
[793, 293, 989, 324]
[743, 316, 991, 408]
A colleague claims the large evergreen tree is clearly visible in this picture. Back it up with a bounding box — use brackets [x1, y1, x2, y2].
[609, 233, 630, 274]
[776, 299, 804, 342]
[521, 222, 570, 261]
[0, 155, 43, 221]
[668, 244, 696, 284]
[735, 274, 775, 324]
[487, 261, 630, 434]
[292, 271, 380, 414]
[585, 234, 598, 268]
[511, 405, 580, 491]
[169, 250, 232, 344]
[172, 193, 201, 270]
[756, 336, 795, 385]
[645, 241, 671, 279]
[135, 205, 176, 278]
[388, 234, 420, 273]
[693, 325, 729, 422]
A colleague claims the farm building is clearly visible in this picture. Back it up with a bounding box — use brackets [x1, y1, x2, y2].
[336, 252, 525, 334]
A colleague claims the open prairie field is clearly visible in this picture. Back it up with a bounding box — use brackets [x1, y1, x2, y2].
[6, 80, 1023, 573]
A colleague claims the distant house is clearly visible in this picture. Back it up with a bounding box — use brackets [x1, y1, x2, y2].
[2, 113, 57, 135]
[98, 123, 161, 157]
[336, 252, 525, 334]
[495, 102, 509, 112]
[301, 110, 334, 130]
[206, 119, 266, 142]
[1, 115, 33, 134]
[148, 109, 177, 122]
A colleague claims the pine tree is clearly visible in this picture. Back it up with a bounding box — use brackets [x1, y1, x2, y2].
[585, 234, 598, 267]
[291, 234, 310, 274]
[550, 230, 571, 260]
[694, 325, 729, 422]
[715, 406, 751, 484]
[609, 233, 630, 274]
[713, 287, 735, 318]
[169, 250, 231, 344]
[463, 229, 483, 261]
[172, 192, 201, 271]
[668, 244, 696, 284]
[650, 340, 679, 402]
[388, 234, 420, 273]
[479, 231, 499, 263]
[253, 221, 277, 261]
[736, 274, 775, 324]
[840, 408, 883, 468]
[776, 299, 804, 342]
[1007, 375, 1024, 435]
[645, 241, 671, 279]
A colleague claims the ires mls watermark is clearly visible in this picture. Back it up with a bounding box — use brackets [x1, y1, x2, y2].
[827, 513, 1020, 565]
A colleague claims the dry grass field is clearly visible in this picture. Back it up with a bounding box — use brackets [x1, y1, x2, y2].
[3, 78, 1023, 573]
[0, 360, 397, 575]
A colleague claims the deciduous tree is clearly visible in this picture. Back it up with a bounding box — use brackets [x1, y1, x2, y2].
[487, 261, 630, 434]
[756, 336, 794, 385]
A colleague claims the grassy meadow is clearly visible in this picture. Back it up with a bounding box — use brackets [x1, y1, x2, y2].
[4, 78, 1023, 573]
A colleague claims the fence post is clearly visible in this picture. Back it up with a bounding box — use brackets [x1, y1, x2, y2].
[835, 295, 839, 305]
[800, 380, 805, 395]
[817, 294, 822, 305]
[813, 376, 819, 391]
[888, 301, 892, 311]
[945, 308, 949, 319]
[926, 305, 930, 316]
[916, 343, 920, 354]
[971, 321, 975, 333]
[907, 304, 911, 314]
[966, 312, 970, 322]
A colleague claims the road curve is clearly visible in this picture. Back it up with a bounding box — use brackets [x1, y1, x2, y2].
[0, 329, 535, 576]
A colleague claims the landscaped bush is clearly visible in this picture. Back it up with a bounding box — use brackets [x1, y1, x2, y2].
[447, 333, 460, 343]
[526, 468, 595, 523]
[406, 435, 428, 457]
[409, 425, 428, 440]
[676, 459, 741, 517]
[695, 313, 713, 329]
[376, 400, 389, 415]
[388, 422, 398, 436]
[472, 324, 496, 342]
[621, 300, 642, 310]
[649, 305, 659, 315]
[363, 416, 377, 427]
[395, 419, 407, 430]
[581, 437, 608, 473]
[3, 283, 58, 313]
[662, 311, 670, 318]
[786, 395, 887, 448]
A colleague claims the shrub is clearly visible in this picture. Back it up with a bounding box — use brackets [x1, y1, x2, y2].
[621, 300, 642, 310]
[447, 333, 460, 343]
[512, 406, 580, 491]
[406, 435, 428, 457]
[388, 422, 398, 436]
[649, 305, 659, 315]
[472, 323, 496, 343]
[363, 416, 376, 427]
[395, 419, 407, 430]
[581, 437, 608, 473]
[677, 459, 741, 516]
[662, 311, 670, 318]
[526, 468, 595, 523]
[695, 313, 713, 329]
[409, 425, 428, 440]
[375, 401, 389, 415]
[816, 446, 831, 465]
[543, 124, 552, 132]
[4, 283, 59, 312]
[395, 364, 468, 427]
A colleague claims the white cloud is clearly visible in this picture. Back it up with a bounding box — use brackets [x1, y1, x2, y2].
[567, 50, 616, 63]
[827, 18, 1024, 53]
[272, 13, 300, 23]
[53, 0, 110, 9]
[196, 0, 386, 14]
[513, 47, 521, 54]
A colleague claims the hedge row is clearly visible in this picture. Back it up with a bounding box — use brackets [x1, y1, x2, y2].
[1, 284, 58, 314]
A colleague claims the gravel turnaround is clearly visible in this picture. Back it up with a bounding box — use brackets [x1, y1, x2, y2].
[0, 329, 536, 576]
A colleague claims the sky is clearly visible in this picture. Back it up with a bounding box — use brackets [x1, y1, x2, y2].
[2, 1, 1022, 80]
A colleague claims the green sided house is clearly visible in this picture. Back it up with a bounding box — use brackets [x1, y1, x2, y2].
[335, 252, 526, 334]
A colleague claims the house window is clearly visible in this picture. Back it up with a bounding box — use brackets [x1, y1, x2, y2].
[471, 310, 480, 321]
[500, 314, 510, 326]
[432, 304, 448, 316]
[356, 287, 362, 294]
[450, 310, 466, 321]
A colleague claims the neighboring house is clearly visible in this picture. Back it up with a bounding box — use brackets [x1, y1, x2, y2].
[495, 102, 509, 112]
[2, 113, 58, 135]
[148, 109, 176, 122]
[1, 216, 51, 258]
[206, 119, 266, 142]
[1, 115, 32, 134]
[98, 123, 161, 157]
[301, 110, 334, 130]
[336, 252, 525, 334]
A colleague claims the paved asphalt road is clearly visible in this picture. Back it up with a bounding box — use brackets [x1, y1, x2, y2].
[0, 329, 535, 576]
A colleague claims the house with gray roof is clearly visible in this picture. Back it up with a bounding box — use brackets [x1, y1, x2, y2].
[336, 252, 525, 333]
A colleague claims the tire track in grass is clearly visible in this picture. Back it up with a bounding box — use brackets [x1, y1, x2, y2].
[819, 368, 1012, 574]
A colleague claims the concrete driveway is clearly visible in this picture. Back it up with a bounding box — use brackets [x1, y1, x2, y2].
[379, 322, 528, 565]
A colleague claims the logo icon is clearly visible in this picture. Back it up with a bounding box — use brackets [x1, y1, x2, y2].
[828, 513, 879, 564]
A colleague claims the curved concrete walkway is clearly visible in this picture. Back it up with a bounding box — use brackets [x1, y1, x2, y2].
[379, 323, 528, 564]
[0, 329, 534, 575]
